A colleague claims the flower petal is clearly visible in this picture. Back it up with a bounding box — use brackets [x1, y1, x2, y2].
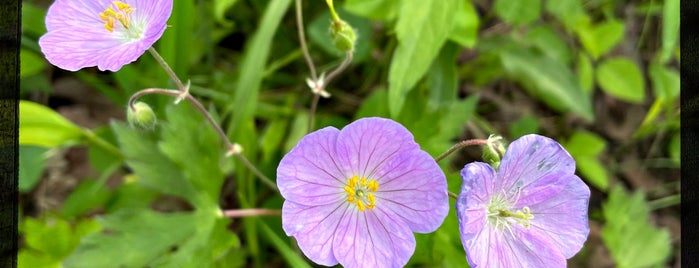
[335, 117, 418, 179]
[281, 201, 346, 266]
[45, 0, 111, 31]
[373, 150, 448, 233]
[39, 28, 130, 71]
[456, 162, 495, 236]
[528, 175, 590, 258]
[496, 134, 576, 193]
[277, 127, 348, 206]
[333, 208, 416, 268]
[464, 225, 566, 267]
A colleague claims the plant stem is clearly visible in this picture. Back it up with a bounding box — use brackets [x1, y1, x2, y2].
[294, 0, 317, 80]
[234, 153, 278, 191]
[435, 139, 489, 162]
[307, 93, 320, 133]
[223, 208, 281, 218]
[148, 47, 186, 92]
[324, 51, 353, 87]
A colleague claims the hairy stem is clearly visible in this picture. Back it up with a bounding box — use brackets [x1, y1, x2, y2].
[223, 209, 281, 218]
[294, 0, 317, 80]
[148, 47, 187, 93]
[435, 139, 489, 162]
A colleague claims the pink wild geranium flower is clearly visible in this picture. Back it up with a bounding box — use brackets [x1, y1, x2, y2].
[277, 117, 449, 267]
[39, 0, 173, 71]
[456, 134, 590, 267]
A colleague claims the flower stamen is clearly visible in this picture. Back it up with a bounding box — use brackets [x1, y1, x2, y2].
[99, 1, 136, 32]
[344, 175, 379, 211]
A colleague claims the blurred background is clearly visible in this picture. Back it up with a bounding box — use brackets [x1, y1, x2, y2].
[19, 0, 679, 267]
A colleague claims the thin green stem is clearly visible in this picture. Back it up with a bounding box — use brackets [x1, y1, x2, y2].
[435, 139, 489, 162]
[83, 130, 123, 159]
[307, 93, 320, 133]
[649, 194, 681, 210]
[235, 153, 278, 191]
[148, 47, 187, 92]
[223, 208, 281, 218]
[323, 51, 353, 87]
[294, 0, 317, 80]
[325, 0, 340, 22]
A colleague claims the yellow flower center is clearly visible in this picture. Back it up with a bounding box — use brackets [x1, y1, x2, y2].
[344, 175, 379, 211]
[99, 1, 136, 32]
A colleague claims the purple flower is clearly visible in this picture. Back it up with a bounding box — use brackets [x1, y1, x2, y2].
[39, 0, 173, 71]
[277, 117, 449, 267]
[456, 134, 590, 267]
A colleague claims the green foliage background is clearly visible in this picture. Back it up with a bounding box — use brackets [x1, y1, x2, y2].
[19, 0, 679, 267]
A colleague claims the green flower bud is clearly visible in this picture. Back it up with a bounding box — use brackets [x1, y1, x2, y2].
[330, 19, 356, 53]
[482, 134, 507, 170]
[127, 102, 157, 130]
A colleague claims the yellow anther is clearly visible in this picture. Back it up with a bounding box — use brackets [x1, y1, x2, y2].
[104, 19, 115, 32]
[356, 200, 365, 211]
[367, 194, 375, 209]
[114, 1, 130, 10]
[360, 177, 367, 186]
[368, 180, 379, 192]
[344, 176, 379, 212]
[99, 1, 135, 32]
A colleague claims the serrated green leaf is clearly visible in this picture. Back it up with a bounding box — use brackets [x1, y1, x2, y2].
[648, 62, 680, 100]
[19, 145, 47, 192]
[388, 0, 458, 116]
[524, 26, 572, 64]
[343, 0, 400, 21]
[499, 47, 594, 121]
[65, 210, 200, 268]
[105, 181, 159, 213]
[447, 0, 479, 48]
[20, 49, 46, 78]
[596, 57, 646, 103]
[602, 187, 672, 268]
[20, 100, 85, 147]
[576, 19, 625, 59]
[660, 0, 679, 63]
[23, 217, 73, 257]
[427, 42, 459, 112]
[577, 52, 595, 93]
[61, 180, 112, 219]
[494, 0, 541, 26]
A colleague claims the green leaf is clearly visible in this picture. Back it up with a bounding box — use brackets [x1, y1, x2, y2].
[226, 0, 292, 151]
[447, 0, 479, 48]
[563, 131, 608, 190]
[65, 210, 200, 267]
[21, 3, 47, 37]
[20, 100, 85, 147]
[105, 181, 159, 213]
[258, 220, 311, 268]
[577, 52, 595, 93]
[23, 217, 73, 257]
[660, 0, 679, 63]
[355, 88, 390, 119]
[494, 0, 541, 26]
[524, 26, 572, 64]
[214, 0, 239, 25]
[284, 113, 309, 153]
[545, 0, 587, 31]
[602, 187, 672, 268]
[260, 119, 290, 163]
[20, 49, 46, 78]
[19, 145, 47, 192]
[499, 47, 594, 121]
[427, 42, 459, 112]
[61, 180, 112, 219]
[509, 115, 540, 139]
[576, 19, 625, 59]
[668, 131, 679, 166]
[388, 0, 458, 116]
[596, 57, 646, 103]
[648, 62, 680, 100]
[343, 0, 400, 21]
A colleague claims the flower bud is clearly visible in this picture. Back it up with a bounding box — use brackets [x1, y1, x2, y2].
[127, 102, 157, 130]
[330, 19, 356, 53]
[482, 134, 507, 170]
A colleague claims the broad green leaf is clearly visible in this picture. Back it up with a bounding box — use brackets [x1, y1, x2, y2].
[154, 216, 239, 267]
[343, 0, 400, 21]
[576, 19, 625, 59]
[509, 115, 540, 139]
[65, 210, 199, 267]
[20, 217, 99, 268]
[660, 0, 679, 63]
[596, 57, 646, 103]
[61, 180, 111, 219]
[494, 0, 541, 26]
[429, 95, 479, 148]
[563, 131, 608, 190]
[602, 187, 672, 268]
[388, 0, 458, 116]
[159, 104, 225, 203]
[20, 100, 84, 147]
[20, 49, 46, 78]
[307, 9, 372, 62]
[427, 42, 459, 112]
[499, 47, 594, 121]
[545, 0, 587, 30]
[447, 0, 479, 48]
[648, 62, 680, 100]
[111, 121, 199, 205]
[355, 88, 390, 119]
[19, 145, 47, 192]
[577, 52, 594, 93]
[105, 180, 159, 213]
[21, 3, 47, 37]
[524, 26, 572, 64]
